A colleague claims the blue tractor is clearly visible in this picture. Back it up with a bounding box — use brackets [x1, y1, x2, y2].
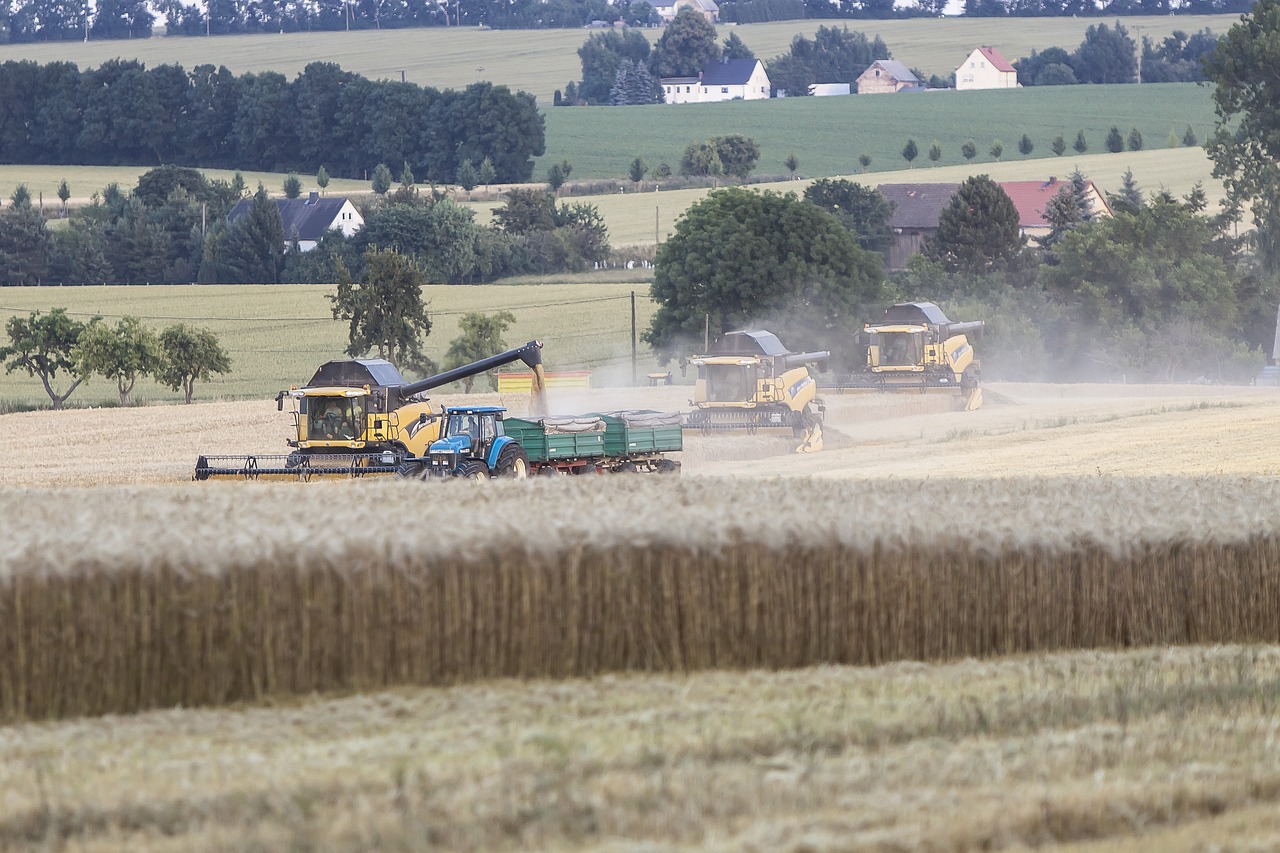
[420, 406, 530, 480]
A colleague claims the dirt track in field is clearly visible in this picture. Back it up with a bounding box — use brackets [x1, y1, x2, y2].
[2, 381, 1278, 486]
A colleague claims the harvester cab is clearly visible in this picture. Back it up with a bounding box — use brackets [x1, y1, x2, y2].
[682, 329, 828, 452]
[195, 341, 545, 480]
[848, 302, 984, 411]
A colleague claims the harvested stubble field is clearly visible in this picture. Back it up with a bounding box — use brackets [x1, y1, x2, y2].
[4, 381, 1280, 850]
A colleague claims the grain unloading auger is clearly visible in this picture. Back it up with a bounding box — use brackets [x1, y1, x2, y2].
[194, 341, 546, 480]
[681, 330, 828, 453]
[829, 302, 984, 411]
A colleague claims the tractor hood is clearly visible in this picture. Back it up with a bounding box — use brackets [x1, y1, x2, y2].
[429, 435, 472, 455]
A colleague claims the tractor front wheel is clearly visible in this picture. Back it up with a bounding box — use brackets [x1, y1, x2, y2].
[454, 460, 487, 481]
[495, 444, 530, 479]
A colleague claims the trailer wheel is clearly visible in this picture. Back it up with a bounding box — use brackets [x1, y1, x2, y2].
[495, 444, 529, 480]
[656, 459, 680, 475]
[537, 466, 559, 477]
[454, 460, 487, 481]
[615, 461, 639, 474]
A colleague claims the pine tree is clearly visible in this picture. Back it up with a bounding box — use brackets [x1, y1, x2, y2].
[1106, 126, 1124, 153]
[1073, 130, 1088, 154]
[1107, 168, 1144, 214]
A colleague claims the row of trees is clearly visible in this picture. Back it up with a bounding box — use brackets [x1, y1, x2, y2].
[893, 125, 1196, 167]
[0, 310, 230, 408]
[645, 168, 1271, 383]
[1016, 24, 1218, 86]
[0, 60, 544, 183]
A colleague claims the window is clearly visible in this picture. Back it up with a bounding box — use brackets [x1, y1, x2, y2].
[721, 86, 729, 93]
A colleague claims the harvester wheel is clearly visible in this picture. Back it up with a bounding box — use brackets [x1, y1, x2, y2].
[495, 444, 530, 480]
[454, 460, 487, 481]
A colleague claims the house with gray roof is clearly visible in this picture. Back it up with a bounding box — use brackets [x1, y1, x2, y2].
[876, 183, 959, 269]
[856, 60, 922, 95]
[227, 192, 364, 252]
[660, 57, 771, 103]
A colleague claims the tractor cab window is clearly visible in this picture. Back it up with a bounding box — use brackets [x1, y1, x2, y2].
[479, 416, 495, 445]
[705, 364, 753, 402]
[309, 397, 362, 441]
[878, 332, 922, 367]
[448, 413, 483, 448]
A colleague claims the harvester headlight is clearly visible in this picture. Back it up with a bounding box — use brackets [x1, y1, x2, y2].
[380, 451, 396, 465]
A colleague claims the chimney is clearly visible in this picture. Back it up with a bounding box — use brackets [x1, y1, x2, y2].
[307, 191, 319, 204]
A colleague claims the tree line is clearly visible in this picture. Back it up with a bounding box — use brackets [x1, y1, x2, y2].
[646, 169, 1272, 384]
[0, 165, 610, 286]
[0, 60, 544, 184]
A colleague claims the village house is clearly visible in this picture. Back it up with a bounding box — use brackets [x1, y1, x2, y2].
[660, 58, 770, 103]
[855, 60, 921, 95]
[999, 177, 1112, 239]
[227, 193, 364, 252]
[653, 0, 718, 23]
[955, 46, 1019, 90]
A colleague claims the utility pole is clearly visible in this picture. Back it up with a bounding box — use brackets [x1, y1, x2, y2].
[630, 290, 637, 385]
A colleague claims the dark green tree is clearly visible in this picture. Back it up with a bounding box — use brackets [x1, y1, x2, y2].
[1073, 21, 1138, 84]
[1073, 130, 1088, 154]
[1204, 1, 1280, 271]
[785, 153, 799, 178]
[547, 160, 573, 190]
[477, 157, 497, 188]
[371, 162, 393, 195]
[1127, 127, 1144, 151]
[330, 248, 433, 372]
[722, 31, 754, 60]
[1107, 168, 1145, 214]
[713, 135, 761, 179]
[444, 311, 517, 392]
[766, 26, 889, 97]
[1052, 135, 1067, 156]
[223, 186, 285, 284]
[989, 139, 1004, 160]
[457, 159, 479, 191]
[651, 7, 720, 78]
[629, 156, 649, 186]
[857, 154, 871, 171]
[0, 308, 95, 409]
[902, 139, 918, 167]
[157, 324, 231, 403]
[645, 188, 889, 362]
[75, 315, 162, 406]
[928, 140, 942, 164]
[924, 175, 1024, 274]
[11, 184, 31, 207]
[961, 139, 977, 161]
[0, 203, 52, 285]
[316, 165, 330, 195]
[609, 60, 660, 106]
[283, 173, 302, 199]
[1183, 125, 1198, 147]
[1106, 126, 1124, 153]
[681, 141, 723, 177]
[803, 178, 896, 256]
[56, 180, 70, 215]
[576, 28, 652, 105]
[1018, 134, 1034, 156]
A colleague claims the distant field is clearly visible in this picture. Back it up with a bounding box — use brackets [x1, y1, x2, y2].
[542, 81, 1215, 180]
[0, 276, 660, 407]
[0, 165, 372, 205]
[0, 15, 1238, 108]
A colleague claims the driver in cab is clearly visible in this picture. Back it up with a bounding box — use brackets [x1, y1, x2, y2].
[314, 402, 355, 440]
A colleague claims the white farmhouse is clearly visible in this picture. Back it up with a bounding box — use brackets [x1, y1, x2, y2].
[228, 192, 364, 252]
[660, 58, 771, 104]
[955, 46, 1019, 90]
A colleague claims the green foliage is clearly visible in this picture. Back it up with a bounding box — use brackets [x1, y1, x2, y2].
[785, 153, 799, 176]
[857, 154, 871, 171]
[629, 157, 648, 184]
[491, 188, 610, 274]
[330, 248, 433, 373]
[1074, 21, 1138, 85]
[56, 180, 70, 208]
[681, 141, 722, 178]
[651, 7, 720, 79]
[444, 311, 517, 392]
[371, 163, 392, 195]
[1205, 0, 1280, 271]
[457, 159, 479, 192]
[803, 178, 896, 256]
[1107, 168, 1145, 215]
[654, 162, 672, 180]
[1166, 127, 1180, 148]
[547, 160, 573, 190]
[75, 315, 162, 406]
[1051, 135, 1067, 156]
[766, 26, 889, 98]
[1127, 127, 1144, 151]
[1073, 130, 1088, 154]
[316, 165, 330, 193]
[10, 184, 31, 207]
[1105, 126, 1124, 153]
[989, 139, 1003, 160]
[722, 32, 754, 61]
[477, 157, 497, 187]
[221, 186, 285, 284]
[358, 198, 501, 283]
[928, 141, 942, 164]
[902, 139, 918, 166]
[645, 188, 889, 363]
[1183, 125, 1198, 147]
[283, 173, 302, 199]
[925, 175, 1024, 274]
[961, 140, 977, 161]
[609, 61, 660, 106]
[576, 28, 651, 105]
[0, 308, 94, 409]
[713, 135, 761, 180]
[1018, 134, 1034, 156]
[0, 203, 52, 285]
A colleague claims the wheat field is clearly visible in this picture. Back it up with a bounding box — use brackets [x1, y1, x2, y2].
[3, 381, 1280, 849]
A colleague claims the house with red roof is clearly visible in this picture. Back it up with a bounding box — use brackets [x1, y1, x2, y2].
[998, 177, 1112, 239]
[955, 47, 1019, 90]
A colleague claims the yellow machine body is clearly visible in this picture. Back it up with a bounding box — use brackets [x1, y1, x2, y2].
[866, 324, 977, 383]
[285, 387, 441, 458]
[691, 356, 819, 416]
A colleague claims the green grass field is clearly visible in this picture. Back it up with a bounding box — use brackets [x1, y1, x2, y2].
[0, 165, 372, 205]
[542, 81, 1215, 180]
[0, 15, 1238, 109]
[0, 275, 661, 407]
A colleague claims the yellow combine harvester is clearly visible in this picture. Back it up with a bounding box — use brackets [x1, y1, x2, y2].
[682, 330, 828, 453]
[835, 302, 984, 411]
[195, 341, 546, 480]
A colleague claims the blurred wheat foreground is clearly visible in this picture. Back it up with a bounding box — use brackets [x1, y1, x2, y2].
[2, 475, 1278, 723]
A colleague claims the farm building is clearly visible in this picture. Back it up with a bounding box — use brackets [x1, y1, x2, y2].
[877, 178, 1114, 267]
[877, 183, 959, 270]
[654, 0, 718, 23]
[810, 82, 852, 97]
[955, 46, 1019, 90]
[227, 193, 363, 252]
[660, 58, 770, 103]
[999, 177, 1112, 239]
[856, 60, 921, 95]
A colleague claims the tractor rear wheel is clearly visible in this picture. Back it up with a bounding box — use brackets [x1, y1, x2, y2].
[495, 444, 530, 480]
